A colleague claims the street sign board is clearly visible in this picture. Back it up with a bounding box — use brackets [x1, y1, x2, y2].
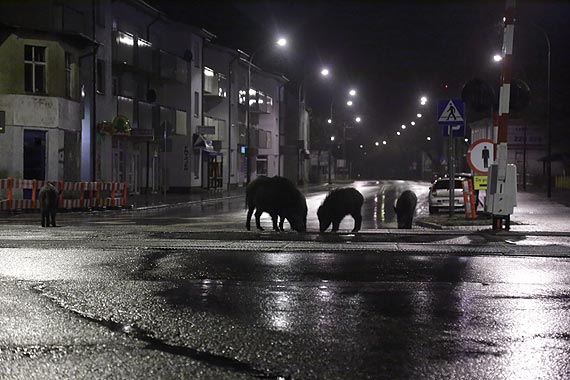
[438, 99, 465, 126]
[467, 138, 494, 175]
[473, 175, 488, 190]
[442, 124, 465, 137]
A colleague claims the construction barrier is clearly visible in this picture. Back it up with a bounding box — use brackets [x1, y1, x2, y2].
[0, 177, 127, 211]
[462, 178, 477, 220]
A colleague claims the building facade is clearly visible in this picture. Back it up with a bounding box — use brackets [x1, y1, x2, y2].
[0, 0, 293, 194]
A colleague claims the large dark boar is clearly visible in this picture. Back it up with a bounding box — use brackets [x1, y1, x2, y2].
[317, 187, 364, 233]
[246, 176, 307, 232]
[39, 182, 59, 227]
[394, 190, 417, 229]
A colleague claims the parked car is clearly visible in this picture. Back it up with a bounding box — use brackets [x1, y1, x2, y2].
[428, 177, 465, 214]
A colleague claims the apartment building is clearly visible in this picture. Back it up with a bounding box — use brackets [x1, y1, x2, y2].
[0, 0, 295, 192]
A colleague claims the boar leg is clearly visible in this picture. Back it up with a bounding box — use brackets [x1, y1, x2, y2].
[246, 207, 254, 230]
[271, 214, 280, 231]
[352, 213, 362, 233]
[255, 209, 264, 231]
[332, 220, 340, 232]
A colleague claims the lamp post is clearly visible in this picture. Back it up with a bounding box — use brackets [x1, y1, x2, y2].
[245, 37, 287, 184]
[328, 135, 335, 184]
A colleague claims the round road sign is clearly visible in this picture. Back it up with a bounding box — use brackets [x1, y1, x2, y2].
[467, 138, 494, 175]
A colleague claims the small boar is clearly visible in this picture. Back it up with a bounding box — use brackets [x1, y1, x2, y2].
[317, 187, 364, 233]
[394, 190, 417, 229]
[39, 182, 59, 227]
[246, 176, 307, 232]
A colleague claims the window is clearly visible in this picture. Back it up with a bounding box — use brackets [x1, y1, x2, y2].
[65, 52, 72, 98]
[96, 59, 105, 94]
[194, 91, 199, 117]
[256, 156, 268, 176]
[24, 45, 46, 93]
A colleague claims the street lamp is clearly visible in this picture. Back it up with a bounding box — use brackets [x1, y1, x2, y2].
[349, 89, 357, 97]
[321, 68, 330, 77]
[355, 116, 361, 123]
[346, 100, 353, 107]
[493, 53, 503, 62]
[417, 113, 422, 118]
[401, 124, 406, 130]
[420, 96, 428, 105]
[532, 23, 552, 198]
[411, 121, 416, 126]
[328, 135, 335, 184]
[246, 37, 287, 184]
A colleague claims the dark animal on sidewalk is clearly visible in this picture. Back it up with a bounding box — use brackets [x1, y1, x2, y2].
[394, 190, 417, 229]
[39, 182, 59, 227]
[317, 187, 364, 233]
[246, 176, 307, 232]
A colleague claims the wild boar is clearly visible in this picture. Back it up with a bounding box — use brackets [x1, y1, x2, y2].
[394, 190, 417, 229]
[246, 176, 307, 232]
[39, 182, 59, 227]
[317, 187, 364, 233]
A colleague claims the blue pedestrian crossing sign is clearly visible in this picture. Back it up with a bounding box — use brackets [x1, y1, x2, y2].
[438, 99, 465, 126]
[442, 124, 465, 137]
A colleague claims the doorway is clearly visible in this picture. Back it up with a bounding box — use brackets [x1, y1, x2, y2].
[24, 130, 46, 180]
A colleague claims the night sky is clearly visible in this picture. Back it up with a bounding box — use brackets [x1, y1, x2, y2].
[151, 0, 570, 162]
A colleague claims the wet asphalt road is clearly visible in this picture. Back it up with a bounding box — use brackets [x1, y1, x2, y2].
[1, 180, 570, 379]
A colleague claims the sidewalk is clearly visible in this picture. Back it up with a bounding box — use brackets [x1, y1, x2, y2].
[126, 182, 332, 210]
[127, 187, 245, 210]
[509, 190, 570, 234]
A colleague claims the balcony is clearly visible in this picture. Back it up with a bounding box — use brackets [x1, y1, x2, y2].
[203, 67, 227, 98]
[238, 89, 273, 114]
[199, 116, 226, 141]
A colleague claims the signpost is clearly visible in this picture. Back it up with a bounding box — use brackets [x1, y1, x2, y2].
[438, 99, 465, 216]
[467, 138, 494, 175]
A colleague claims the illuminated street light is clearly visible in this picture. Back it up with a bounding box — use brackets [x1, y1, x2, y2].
[401, 124, 406, 129]
[493, 54, 503, 62]
[349, 89, 357, 96]
[396, 131, 401, 136]
[420, 96, 428, 105]
[346, 100, 353, 106]
[330, 136, 335, 142]
[359, 144, 364, 149]
[327, 118, 332, 124]
[321, 67, 330, 76]
[427, 136, 431, 141]
[411, 121, 416, 126]
[375, 141, 379, 146]
[355, 116, 362, 123]
[417, 113, 422, 118]
[276, 37, 287, 47]
[382, 140, 387, 145]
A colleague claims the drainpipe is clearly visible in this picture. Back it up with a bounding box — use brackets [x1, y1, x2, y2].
[91, 0, 97, 182]
[145, 14, 160, 197]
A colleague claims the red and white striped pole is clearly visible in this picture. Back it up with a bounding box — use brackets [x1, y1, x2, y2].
[489, 0, 516, 230]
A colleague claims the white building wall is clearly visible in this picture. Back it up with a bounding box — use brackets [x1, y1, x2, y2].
[0, 94, 80, 181]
